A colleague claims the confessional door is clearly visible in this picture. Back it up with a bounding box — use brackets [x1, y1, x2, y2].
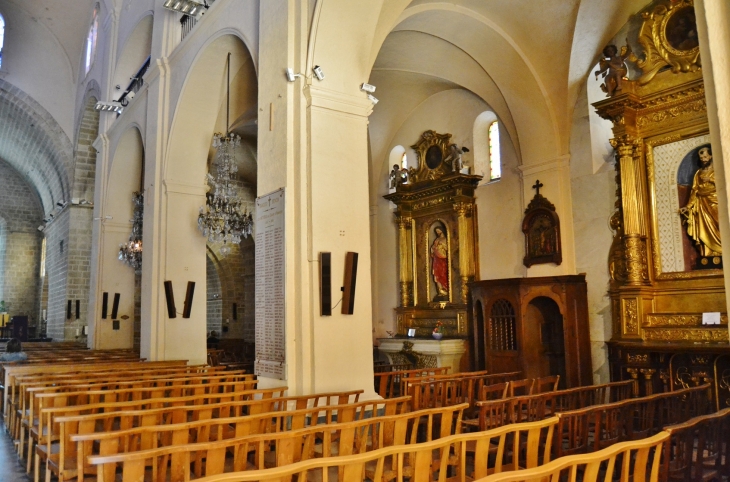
[469, 275, 592, 388]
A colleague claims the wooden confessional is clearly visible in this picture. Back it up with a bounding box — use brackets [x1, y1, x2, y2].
[469, 275, 593, 388]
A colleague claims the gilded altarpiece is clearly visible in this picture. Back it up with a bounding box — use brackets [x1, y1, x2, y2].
[595, 0, 730, 408]
[384, 131, 481, 338]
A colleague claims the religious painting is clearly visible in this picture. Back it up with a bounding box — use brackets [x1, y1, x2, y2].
[664, 6, 698, 52]
[427, 221, 450, 302]
[648, 135, 722, 276]
[522, 181, 561, 267]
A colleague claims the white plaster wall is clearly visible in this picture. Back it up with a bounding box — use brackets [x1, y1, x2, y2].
[570, 80, 615, 384]
[0, 1, 76, 137]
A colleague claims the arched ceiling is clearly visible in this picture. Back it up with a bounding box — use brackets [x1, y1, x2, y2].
[0, 79, 72, 215]
[1, 0, 97, 83]
[313, 0, 653, 169]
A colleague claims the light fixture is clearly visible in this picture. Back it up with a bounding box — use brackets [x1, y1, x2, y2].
[118, 191, 144, 273]
[162, 0, 207, 15]
[360, 83, 376, 93]
[367, 94, 379, 105]
[198, 53, 254, 256]
[285, 68, 303, 82]
[37, 225, 45, 232]
[94, 101, 124, 114]
[312, 65, 325, 81]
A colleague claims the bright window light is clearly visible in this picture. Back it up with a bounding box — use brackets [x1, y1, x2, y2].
[489, 121, 501, 180]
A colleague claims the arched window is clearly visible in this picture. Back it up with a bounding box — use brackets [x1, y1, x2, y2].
[84, 5, 99, 74]
[488, 121, 501, 180]
[0, 13, 5, 70]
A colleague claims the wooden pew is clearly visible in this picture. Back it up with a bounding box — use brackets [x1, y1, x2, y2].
[32, 388, 363, 481]
[18, 369, 249, 459]
[407, 371, 523, 411]
[474, 379, 634, 430]
[663, 406, 730, 481]
[373, 367, 450, 398]
[553, 384, 711, 458]
[4, 360, 188, 420]
[75, 397, 417, 481]
[479, 431, 668, 482]
[151, 416, 557, 482]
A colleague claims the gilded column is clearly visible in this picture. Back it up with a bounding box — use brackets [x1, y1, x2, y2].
[395, 215, 413, 307]
[611, 135, 649, 285]
[454, 202, 474, 304]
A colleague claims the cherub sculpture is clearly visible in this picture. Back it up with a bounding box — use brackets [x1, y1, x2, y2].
[389, 164, 400, 189]
[595, 42, 632, 97]
[444, 144, 469, 173]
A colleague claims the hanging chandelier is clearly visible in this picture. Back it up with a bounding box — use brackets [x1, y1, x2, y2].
[118, 191, 144, 272]
[197, 52, 253, 256]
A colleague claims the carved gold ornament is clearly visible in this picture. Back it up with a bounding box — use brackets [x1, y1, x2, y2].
[643, 328, 729, 342]
[636, 0, 701, 85]
[624, 299, 639, 335]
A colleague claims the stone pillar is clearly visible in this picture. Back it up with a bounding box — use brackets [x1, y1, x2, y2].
[695, 0, 730, 340]
[395, 215, 413, 307]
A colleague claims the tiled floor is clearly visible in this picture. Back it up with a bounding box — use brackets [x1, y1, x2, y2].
[0, 421, 32, 482]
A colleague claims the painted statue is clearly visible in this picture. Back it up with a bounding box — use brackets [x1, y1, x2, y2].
[595, 42, 632, 97]
[680, 145, 722, 257]
[430, 226, 449, 298]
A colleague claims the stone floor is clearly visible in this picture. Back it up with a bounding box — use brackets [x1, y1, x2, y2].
[0, 421, 32, 482]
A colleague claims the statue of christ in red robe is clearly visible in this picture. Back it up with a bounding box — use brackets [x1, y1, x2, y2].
[431, 226, 449, 299]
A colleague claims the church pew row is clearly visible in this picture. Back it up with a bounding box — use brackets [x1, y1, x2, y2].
[3, 360, 189, 422]
[406, 371, 523, 411]
[17, 369, 250, 459]
[75, 398, 424, 482]
[479, 431, 668, 482]
[10, 364, 224, 441]
[474, 379, 634, 430]
[157, 416, 556, 482]
[373, 367, 450, 399]
[553, 383, 711, 458]
[662, 406, 730, 481]
[32, 388, 366, 480]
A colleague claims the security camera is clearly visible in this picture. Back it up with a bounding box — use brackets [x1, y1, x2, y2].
[57, 201, 65, 208]
[312, 65, 325, 81]
[360, 83, 376, 93]
[127, 91, 135, 100]
[367, 94, 379, 105]
[285, 68, 303, 82]
[37, 225, 45, 232]
[115, 85, 121, 90]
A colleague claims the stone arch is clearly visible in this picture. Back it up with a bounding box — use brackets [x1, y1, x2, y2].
[73, 94, 100, 202]
[0, 78, 72, 214]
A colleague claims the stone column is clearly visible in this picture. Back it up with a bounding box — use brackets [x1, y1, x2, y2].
[395, 215, 413, 307]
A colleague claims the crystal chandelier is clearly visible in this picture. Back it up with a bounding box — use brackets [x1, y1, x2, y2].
[197, 52, 253, 256]
[118, 191, 144, 272]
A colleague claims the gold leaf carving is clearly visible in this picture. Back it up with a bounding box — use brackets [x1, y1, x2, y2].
[644, 313, 728, 327]
[637, 98, 706, 127]
[627, 353, 649, 363]
[624, 299, 639, 335]
[643, 328, 729, 342]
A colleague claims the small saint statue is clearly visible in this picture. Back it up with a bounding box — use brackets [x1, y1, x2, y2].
[679, 145, 722, 258]
[389, 164, 400, 189]
[595, 42, 632, 97]
[430, 226, 449, 300]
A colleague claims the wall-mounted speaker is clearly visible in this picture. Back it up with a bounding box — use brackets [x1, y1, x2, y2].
[342, 252, 358, 315]
[319, 252, 332, 316]
[164, 281, 176, 318]
[182, 281, 195, 319]
[75, 300, 80, 319]
[101, 292, 109, 319]
[232, 303, 238, 321]
[66, 300, 72, 320]
[111, 293, 120, 319]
